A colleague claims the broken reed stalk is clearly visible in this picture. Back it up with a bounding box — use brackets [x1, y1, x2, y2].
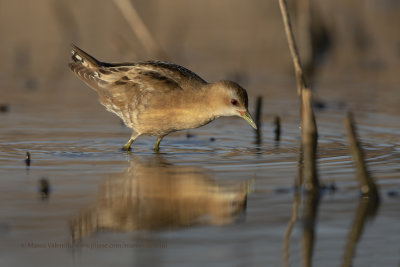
[278, 0, 318, 191]
[278, 0, 308, 96]
[344, 112, 379, 197]
[301, 90, 319, 190]
[274, 116, 281, 141]
[25, 152, 31, 167]
[254, 96, 263, 144]
[113, 0, 168, 60]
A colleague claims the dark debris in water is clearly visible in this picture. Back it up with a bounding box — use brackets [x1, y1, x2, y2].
[274, 182, 338, 195]
[0, 103, 9, 113]
[275, 187, 292, 194]
[186, 132, 195, 139]
[209, 137, 216, 142]
[387, 190, 399, 198]
[39, 178, 50, 200]
[312, 99, 327, 110]
[320, 182, 338, 194]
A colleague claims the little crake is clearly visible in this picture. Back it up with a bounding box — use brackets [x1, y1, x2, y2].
[69, 45, 257, 151]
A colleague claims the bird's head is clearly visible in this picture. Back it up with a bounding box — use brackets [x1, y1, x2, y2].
[208, 80, 257, 130]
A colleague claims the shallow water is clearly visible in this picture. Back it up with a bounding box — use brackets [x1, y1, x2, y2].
[0, 86, 400, 267]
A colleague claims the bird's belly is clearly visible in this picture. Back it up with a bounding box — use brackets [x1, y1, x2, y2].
[135, 109, 213, 136]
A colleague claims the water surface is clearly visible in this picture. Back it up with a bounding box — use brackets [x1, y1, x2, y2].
[0, 84, 399, 267]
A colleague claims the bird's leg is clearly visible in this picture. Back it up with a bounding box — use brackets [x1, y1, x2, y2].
[153, 136, 164, 152]
[122, 133, 140, 151]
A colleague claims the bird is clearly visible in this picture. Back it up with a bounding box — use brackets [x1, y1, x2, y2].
[69, 45, 257, 152]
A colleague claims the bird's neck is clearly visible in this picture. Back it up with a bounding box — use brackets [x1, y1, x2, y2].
[200, 83, 229, 118]
[192, 87, 221, 122]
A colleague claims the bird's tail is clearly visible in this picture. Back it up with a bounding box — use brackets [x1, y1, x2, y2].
[70, 44, 101, 68]
[69, 44, 105, 91]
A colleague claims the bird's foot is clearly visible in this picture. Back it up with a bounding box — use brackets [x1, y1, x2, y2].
[122, 134, 139, 152]
[153, 136, 163, 152]
[152, 145, 160, 153]
[122, 144, 132, 152]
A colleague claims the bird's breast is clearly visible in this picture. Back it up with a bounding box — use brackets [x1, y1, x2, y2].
[134, 105, 214, 136]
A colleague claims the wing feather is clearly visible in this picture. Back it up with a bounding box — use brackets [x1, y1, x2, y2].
[69, 45, 207, 128]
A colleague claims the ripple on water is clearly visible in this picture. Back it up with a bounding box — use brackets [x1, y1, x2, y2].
[0, 104, 400, 267]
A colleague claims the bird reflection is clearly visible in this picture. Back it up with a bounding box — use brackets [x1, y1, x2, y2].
[70, 155, 248, 241]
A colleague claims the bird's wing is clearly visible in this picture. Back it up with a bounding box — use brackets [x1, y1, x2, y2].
[69, 45, 207, 126]
[125, 61, 207, 88]
[70, 63, 185, 120]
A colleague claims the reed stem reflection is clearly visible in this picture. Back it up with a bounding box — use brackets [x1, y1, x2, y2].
[301, 191, 320, 267]
[283, 190, 300, 267]
[341, 196, 380, 267]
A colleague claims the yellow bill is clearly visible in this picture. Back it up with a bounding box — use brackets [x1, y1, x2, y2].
[240, 111, 258, 130]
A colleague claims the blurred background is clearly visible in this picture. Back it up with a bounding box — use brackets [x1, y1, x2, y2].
[1, 0, 399, 115]
[1, 1, 400, 266]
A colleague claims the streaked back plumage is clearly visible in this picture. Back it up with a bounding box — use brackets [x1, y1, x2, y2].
[69, 45, 208, 129]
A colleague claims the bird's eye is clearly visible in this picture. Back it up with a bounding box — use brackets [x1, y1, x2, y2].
[231, 99, 238, 106]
